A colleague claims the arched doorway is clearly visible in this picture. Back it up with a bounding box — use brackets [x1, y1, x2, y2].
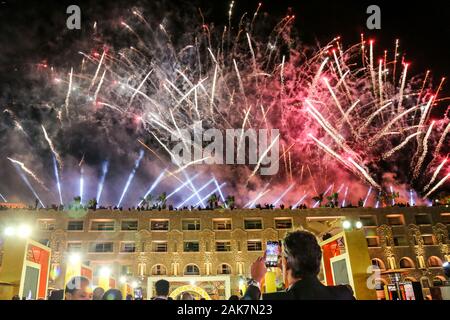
[169, 285, 211, 300]
[399, 257, 415, 269]
[428, 256, 443, 268]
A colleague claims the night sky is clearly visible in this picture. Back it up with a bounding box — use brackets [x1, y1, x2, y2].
[1, 0, 450, 84]
[0, 0, 449, 206]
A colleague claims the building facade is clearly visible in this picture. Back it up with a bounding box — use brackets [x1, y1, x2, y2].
[0, 206, 449, 299]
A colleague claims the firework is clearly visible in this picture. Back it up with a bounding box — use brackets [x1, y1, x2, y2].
[7, 157, 49, 192]
[2, 4, 449, 207]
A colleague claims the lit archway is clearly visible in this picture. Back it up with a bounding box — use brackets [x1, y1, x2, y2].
[169, 285, 211, 300]
[217, 263, 232, 275]
[371, 258, 386, 270]
[428, 256, 443, 268]
[151, 264, 167, 276]
[399, 257, 415, 269]
[184, 264, 200, 275]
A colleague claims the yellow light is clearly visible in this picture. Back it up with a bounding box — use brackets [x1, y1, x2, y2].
[190, 280, 196, 286]
[342, 220, 352, 230]
[131, 281, 138, 289]
[120, 276, 127, 284]
[355, 221, 363, 229]
[17, 225, 32, 238]
[4, 226, 15, 236]
[99, 267, 111, 278]
[69, 253, 81, 265]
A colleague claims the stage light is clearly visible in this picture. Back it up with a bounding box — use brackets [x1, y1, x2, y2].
[4, 226, 15, 236]
[190, 280, 196, 286]
[355, 221, 363, 229]
[69, 253, 81, 265]
[17, 225, 32, 238]
[120, 276, 127, 284]
[131, 281, 139, 289]
[99, 267, 111, 278]
[342, 220, 352, 230]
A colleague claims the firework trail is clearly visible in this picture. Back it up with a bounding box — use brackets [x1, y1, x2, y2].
[7, 157, 49, 192]
[424, 173, 450, 199]
[117, 149, 145, 207]
[41, 125, 63, 168]
[423, 158, 448, 192]
[11, 162, 45, 208]
[96, 161, 109, 204]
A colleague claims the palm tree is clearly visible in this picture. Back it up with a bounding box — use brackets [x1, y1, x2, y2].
[326, 192, 339, 208]
[207, 193, 218, 209]
[312, 193, 324, 207]
[157, 192, 167, 209]
[225, 195, 235, 209]
[87, 198, 98, 210]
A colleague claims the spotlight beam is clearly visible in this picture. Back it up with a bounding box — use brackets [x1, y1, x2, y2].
[272, 183, 295, 207]
[213, 176, 227, 208]
[166, 173, 201, 200]
[137, 169, 168, 206]
[96, 161, 109, 205]
[0, 192, 7, 202]
[176, 179, 215, 209]
[117, 149, 145, 207]
[11, 163, 45, 208]
[194, 183, 227, 208]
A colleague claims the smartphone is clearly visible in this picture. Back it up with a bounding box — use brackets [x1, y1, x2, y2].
[265, 241, 281, 267]
[134, 287, 143, 300]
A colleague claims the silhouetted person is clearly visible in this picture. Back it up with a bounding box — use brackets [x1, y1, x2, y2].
[48, 289, 64, 300]
[152, 279, 170, 300]
[65, 276, 91, 300]
[103, 289, 123, 300]
[243, 230, 355, 300]
[92, 287, 105, 300]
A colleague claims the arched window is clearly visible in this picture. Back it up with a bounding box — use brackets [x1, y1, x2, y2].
[151, 264, 167, 276]
[184, 264, 200, 276]
[399, 257, 415, 269]
[371, 258, 386, 270]
[218, 264, 232, 275]
[432, 276, 445, 287]
[428, 256, 443, 268]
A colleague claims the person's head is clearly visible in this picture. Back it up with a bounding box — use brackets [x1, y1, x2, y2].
[155, 279, 170, 297]
[64, 276, 91, 300]
[102, 289, 123, 301]
[92, 287, 105, 300]
[228, 295, 239, 300]
[178, 292, 193, 300]
[282, 230, 322, 286]
[48, 289, 64, 300]
[126, 294, 133, 300]
[11, 295, 20, 300]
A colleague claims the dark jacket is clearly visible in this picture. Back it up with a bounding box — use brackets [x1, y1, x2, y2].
[243, 276, 356, 300]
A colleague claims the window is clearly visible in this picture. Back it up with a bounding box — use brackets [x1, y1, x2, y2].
[150, 220, 169, 231]
[67, 242, 82, 252]
[441, 214, 450, 225]
[218, 264, 232, 275]
[213, 219, 232, 230]
[182, 219, 201, 231]
[244, 219, 263, 230]
[216, 241, 231, 252]
[184, 264, 200, 275]
[90, 220, 115, 231]
[386, 215, 404, 226]
[152, 242, 168, 253]
[274, 218, 293, 229]
[151, 264, 167, 276]
[360, 216, 377, 227]
[247, 240, 262, 251]
[37, 219, 56, 231]
[184, 241, 200, 252]
[67, 221, 84, 231]
[399, 257, 415, 269]
[371, 259, 386, 270]
[415, 214, 431, 225]
[121, 220, 138, 231]
[422, 235, 436, 245]
[393, 236, 407, 246]
[428, 256, 443, 268]
[120, 242, 136, 253]
[89, 242, 114, 253]
[366, 237, 380, 247]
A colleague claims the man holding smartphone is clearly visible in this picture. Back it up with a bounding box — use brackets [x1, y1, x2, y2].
[243, 230, 355, 300]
